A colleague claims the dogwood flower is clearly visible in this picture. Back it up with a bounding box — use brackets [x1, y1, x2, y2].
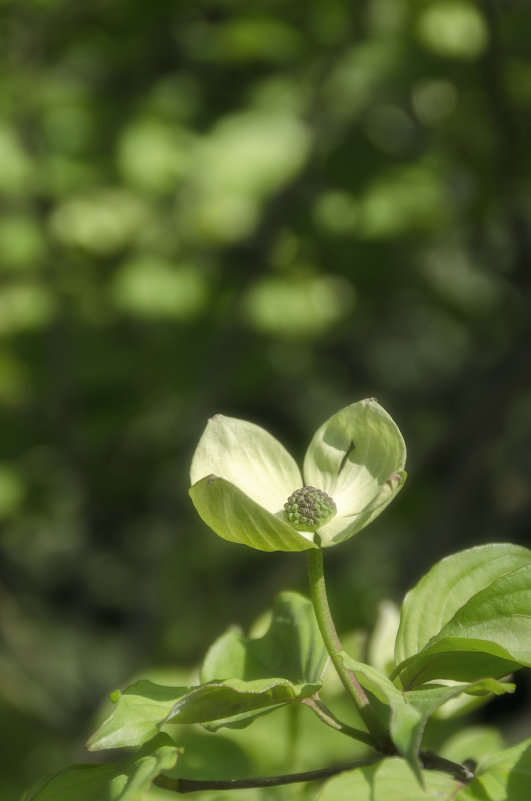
[189, 398, 406, 551]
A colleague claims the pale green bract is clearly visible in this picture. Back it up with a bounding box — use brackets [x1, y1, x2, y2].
[189, 398, 407, 551]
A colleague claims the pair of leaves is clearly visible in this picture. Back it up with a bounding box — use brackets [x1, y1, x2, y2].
[318, 738, 531, 801]
[341, 653, 513, 780]
[23, 734, 178, 801]
[337, 543, 530, 776]
[88, 592, 327, 750]
[393, 543, 531, 687]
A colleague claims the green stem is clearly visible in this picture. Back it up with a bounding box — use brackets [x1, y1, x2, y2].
[302, 695, 376, 748]
[306, 544, 391, 752]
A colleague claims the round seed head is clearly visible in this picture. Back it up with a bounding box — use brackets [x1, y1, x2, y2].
[284, 486, 337, 532]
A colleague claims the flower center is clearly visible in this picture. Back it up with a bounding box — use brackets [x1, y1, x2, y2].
[284, 486, 337, 532]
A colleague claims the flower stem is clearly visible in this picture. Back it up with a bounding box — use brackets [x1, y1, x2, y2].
[306, 544, 391, 752]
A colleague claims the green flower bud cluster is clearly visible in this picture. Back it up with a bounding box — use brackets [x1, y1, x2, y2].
[284, 486, 337, 532]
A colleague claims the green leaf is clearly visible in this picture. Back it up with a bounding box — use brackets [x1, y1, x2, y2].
[87, 681, 189, 751]
[338, 655, 422, 775]
[394, 544, 531, 687]
[341, 654, 513, 780]
[167, 677, 319, 727]
[201, 591, 328, 686]
[88, 676, 319, 751]
[24, 734, 178, 801]
[396, 680, 513, 780]
[457, 737, 531, 801]
[320, 740, 531, 801]
[189, 474, 315, 551]
[317, 757, 460, 801]
[367, 600, 401, 676]
[395, 543, 531, 663]
[199, 591, 326, 730]
[440, 726, 505, 765]
[303, 399, 407, 546]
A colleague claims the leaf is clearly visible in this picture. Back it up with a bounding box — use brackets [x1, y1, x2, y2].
[440, 726, 505, 765]
[23, 734, 178, 801]
[320, 742, 531, 801]
[367, 600, 401, 676]
[88, 676, 319, 750]
[317, 757, 460, 801]
[89, 594, 325, 750]
[341, 654, 513, 780]
[189, 474, 315, 551]
[87, 681, 189, 750]
[394, 544, 531, 687]
[338, 655, 422, 776]
[303, 399, 407, 547]
[166, 677, 320, 727]
[457, 737, 531, 801]
[395, 543, 531, 663]
[201, 591, 328, 687]
[395, 680, 513, 780]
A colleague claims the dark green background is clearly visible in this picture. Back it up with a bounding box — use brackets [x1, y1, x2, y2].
[1, 1, 530, 797]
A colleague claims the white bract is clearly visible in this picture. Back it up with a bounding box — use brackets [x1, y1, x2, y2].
[189, 398, 406, 551]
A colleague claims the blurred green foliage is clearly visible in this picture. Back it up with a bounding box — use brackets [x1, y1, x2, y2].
[1, 0, 530, 797]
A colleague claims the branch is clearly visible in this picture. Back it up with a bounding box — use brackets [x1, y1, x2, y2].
[420, 751, 475, 784]
[153, 751, 474, 793]
[153, 758, 380, 794]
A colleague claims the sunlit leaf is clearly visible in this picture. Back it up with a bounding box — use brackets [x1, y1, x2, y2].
[394, 544, 531, 687]
[440, 726, 505, 765]
[457, 738, 531, 801]
[317, 757, 460, 801]
[166, 677, 319, 727]
[88, 672, 319, 750]
[201, 591, 327, 686]
[200, 591, 326, 728]
[341, 654, 513, 779]
[24, 734, 178, 801]
[367, 600, 401, 676]
[87, 681, 188, 751]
